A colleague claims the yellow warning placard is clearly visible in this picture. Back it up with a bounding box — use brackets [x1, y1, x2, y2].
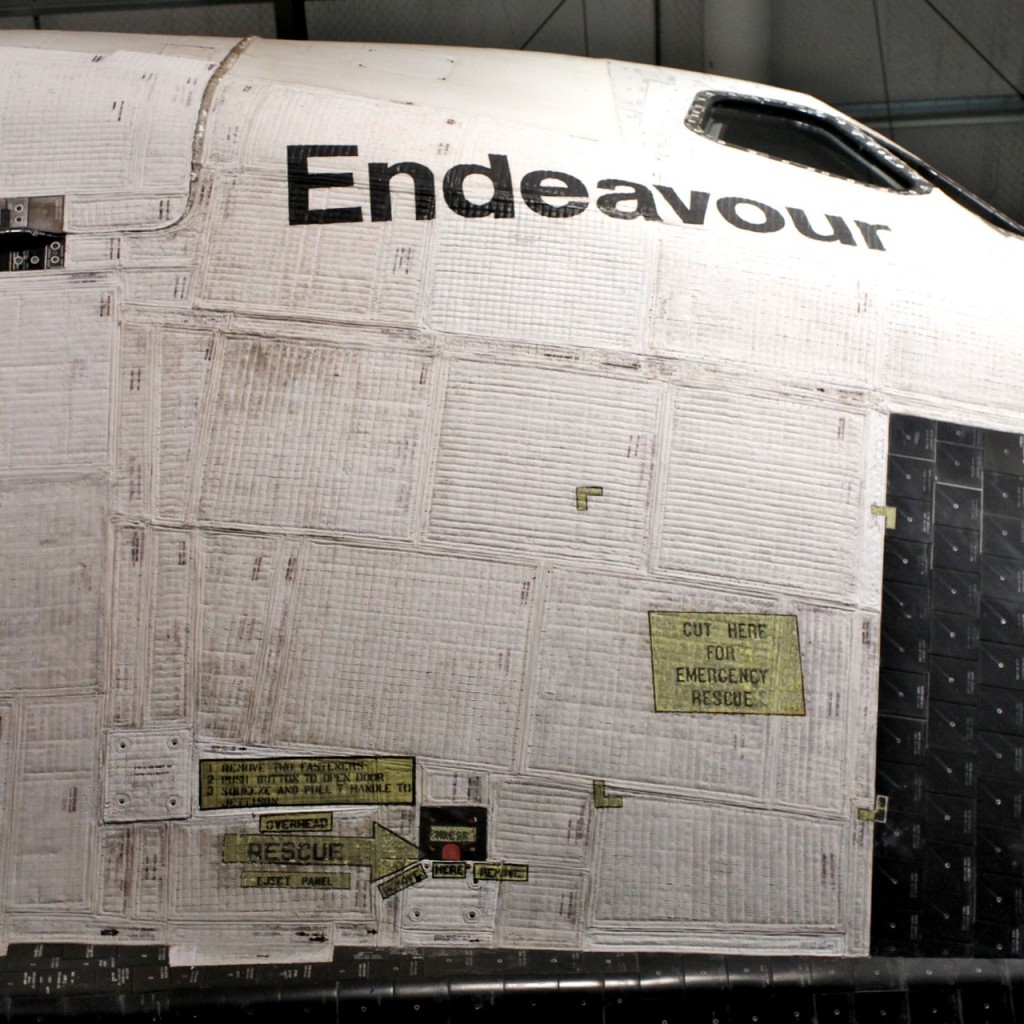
[240, 871, 350, 890]
[260, 812, 334, 833]
[199, 757, 415, 810]
[649, 612, 805, 716]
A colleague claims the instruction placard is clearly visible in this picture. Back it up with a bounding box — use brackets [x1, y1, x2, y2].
[200, 756, 415, 809]
[649, 612, 805, 715]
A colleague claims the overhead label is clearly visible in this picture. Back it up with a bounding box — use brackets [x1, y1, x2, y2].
[260, 812, 334, 833]
[649, 612, 805, 715]
[199, 757, 415, 809]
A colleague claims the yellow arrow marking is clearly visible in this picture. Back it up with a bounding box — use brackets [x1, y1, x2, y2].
[223, 823, 421, 881]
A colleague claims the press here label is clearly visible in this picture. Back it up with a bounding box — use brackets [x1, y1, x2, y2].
[649, 612, 805, 715]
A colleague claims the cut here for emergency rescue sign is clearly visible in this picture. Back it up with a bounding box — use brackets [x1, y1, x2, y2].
[649, 611, 805, 715]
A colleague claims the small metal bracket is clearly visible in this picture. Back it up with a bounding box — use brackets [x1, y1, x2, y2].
[856, 795, 888, 823]
[1, 196, 66, 272]
[871, 504, 897, 530]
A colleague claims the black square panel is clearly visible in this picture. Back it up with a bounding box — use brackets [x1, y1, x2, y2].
[976, 685, 1024, 736]
[888, 455, 935, 501]
[977, 777, 1024, 827]
[876, 715, 926, 765]
[927, 701, 975, 753]
[934, 482, 981, 529]
[891, 497, 932, 542]
[878, 671, 927, 718]
[936, 441, 983, 488]
[933, 525, 980, 573]
[929, 612, 979, 659]
[884, 539, 930, 586]
[924, 792, 975, 843]
[926, 747, 977, 797]
[982, 515, 1024, 563]
[979, 641, 1024, 688]
[981, 554, 1024, 601]
[929, 655, 978, 704]
[890, 416, 936, 458]
[931, 568, 980, 615]
[983, 430, 1024, 476]
[938, 422, 982, 447]
[976, 731, 1024, 782]
[984, 471, 1024, 517]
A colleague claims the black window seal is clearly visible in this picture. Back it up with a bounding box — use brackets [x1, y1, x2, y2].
[686, 90, 931, 195]
[867, 129, 1024, 238]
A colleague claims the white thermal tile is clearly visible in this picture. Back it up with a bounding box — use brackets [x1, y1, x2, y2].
[110, 528, 147, 727]
[489, 784, 593, 864]
[427, 211, 648, 350]
[155, 329, 214, 521]
[428, 362, 657, 564]
[196, 532, 281, 739]
[0, 49, 213, 215]
[272, 545, 535, 768]
[145, 530, 195, 723]
[115, 325, 152, 517]
[98, 827, 131, 916]
[659, 388, 866, 599]
[592, 798, 844, 932]
[652, 236, 878, 387]
[0, 276, 113, 471]
[8, 699, 99, 908]
[767, 609, 863, 814]
[494, 865, 586, 947]
[196, 175, 429, 325]
[0, 478, 105, 693]
[132, 824, 169, 920]
[197, 339, 432, 537]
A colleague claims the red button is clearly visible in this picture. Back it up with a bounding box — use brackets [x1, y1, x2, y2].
[441, 842, 461, 861]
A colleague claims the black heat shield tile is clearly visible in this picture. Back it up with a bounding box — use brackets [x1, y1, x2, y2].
[977, 776, 1024, 827]
[936, 441, 983, 488]
[878, 670, 928, 718]
[983, 514, 1024, 563]
[883, 537, 930, 586]
[887, 454, 935, 501]
[981, 554, 1024, 601]
[979, 640, 1024, 689]
[891, 497, 933, 542]
[926, 701, 976, 753]
[875, 415, 1024, 957]
[890, 415, 937, 458]
[985, 471, 1024, 518]
[929, 655, 978, 704]
[934, 482, 982, 529]
[931, 568, 980, 615]
[983, 430, 1024, 476]
[976, 685, 1024, 736]
[933, 524, 981, 573]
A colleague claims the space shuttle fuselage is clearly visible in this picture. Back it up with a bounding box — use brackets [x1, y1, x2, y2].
[0, 30, 1021, 963]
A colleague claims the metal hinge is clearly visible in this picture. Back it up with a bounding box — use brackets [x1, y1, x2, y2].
[1, 196, 66, 272]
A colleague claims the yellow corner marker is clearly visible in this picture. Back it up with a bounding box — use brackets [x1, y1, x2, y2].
[575, 486, 604, 511]
[871, 504, 897, 530]
[593, 780, 623, 809]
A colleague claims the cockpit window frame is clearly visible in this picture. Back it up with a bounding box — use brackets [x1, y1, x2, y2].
[686, 91, 932, 196]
